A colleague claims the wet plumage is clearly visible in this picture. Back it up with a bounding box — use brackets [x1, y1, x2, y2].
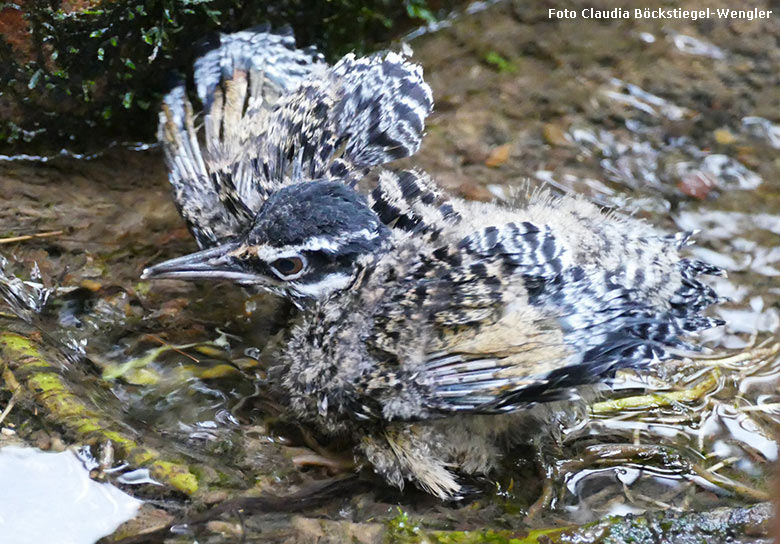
[158, 25, 432, 247]
[146, 28, 723, 498]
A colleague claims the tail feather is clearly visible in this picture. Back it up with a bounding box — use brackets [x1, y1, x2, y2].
[469, 230, 724, 410]
[194, 27, 325, 217]
[193, 25, 324, 111]
[537, 254, 724, 378]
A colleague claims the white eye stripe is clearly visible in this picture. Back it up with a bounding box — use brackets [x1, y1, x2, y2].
[254, 229, 382, 260]
[259, 248, 307, 260]
[291, 273, 352, 297]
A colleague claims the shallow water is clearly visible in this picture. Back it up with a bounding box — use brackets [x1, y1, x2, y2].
[0, 0, 778, 541]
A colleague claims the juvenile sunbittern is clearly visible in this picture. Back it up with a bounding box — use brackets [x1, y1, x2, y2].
[144, 28, 723, 498]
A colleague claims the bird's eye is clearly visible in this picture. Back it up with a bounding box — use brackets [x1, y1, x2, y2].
[270, 256, 306, 279]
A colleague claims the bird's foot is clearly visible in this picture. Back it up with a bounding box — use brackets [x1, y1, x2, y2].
[291, 450, 355, 472]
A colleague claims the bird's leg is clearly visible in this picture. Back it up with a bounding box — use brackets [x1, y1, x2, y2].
[526, 451, 557, 519]
[291, 452, 355, 472]
[291, 426, 356, 472]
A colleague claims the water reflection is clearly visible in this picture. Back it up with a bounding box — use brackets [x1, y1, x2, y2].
[671, 34, 726, 59]
[562, 79, 765, 200]
[557, 340, 780, 513]
[742, 117, 780, 148]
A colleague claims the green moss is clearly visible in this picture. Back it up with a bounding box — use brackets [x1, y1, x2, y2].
[386, 509, 568, 544]
[0, 331, 47, 359]
[0, 332, 199, 495]
[384, 503, 772, 543]
[149, 460, 200, 495]
[484, 51, 517, 74]
[386, 509, 422, 542]
[591, 369, 720, 415]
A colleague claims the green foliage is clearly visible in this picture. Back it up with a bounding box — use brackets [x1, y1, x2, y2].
[0, 0, 445, 154]
[406, 0, 438, 25]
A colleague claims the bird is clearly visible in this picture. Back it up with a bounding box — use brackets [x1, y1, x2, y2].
[144, 27, 723, 499]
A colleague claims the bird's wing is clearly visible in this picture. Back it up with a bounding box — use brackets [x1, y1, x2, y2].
[159, 85, 247, 247]
[193, 27, 326, 216]
[259, 51, 433, 188]
[159, 27, 323, 246]
[159, 28, 433, 247]
[363, 226, 577, 417]
[361, 210, 722, 418]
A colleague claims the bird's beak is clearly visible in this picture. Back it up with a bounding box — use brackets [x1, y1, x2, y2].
[142, 242, 263, 283]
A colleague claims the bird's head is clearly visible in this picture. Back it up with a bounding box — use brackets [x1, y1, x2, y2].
[142, 182, 391, 301]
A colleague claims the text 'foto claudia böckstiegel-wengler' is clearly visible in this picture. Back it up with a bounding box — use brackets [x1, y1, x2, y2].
[548, 7, 773, 20]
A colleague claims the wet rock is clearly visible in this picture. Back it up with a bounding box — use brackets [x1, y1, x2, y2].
[288, 517, 383, 544]
[457, 181, 494, 202]
[109, 504, 175, 542]
[678, 170, 717, 199]
[205, 520, 244, 538]
[484, 143, 512, 167]
[542, 123, 572, 147]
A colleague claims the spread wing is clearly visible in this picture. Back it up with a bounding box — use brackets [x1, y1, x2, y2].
[260, 52, 433, 188]
[158, 27, 433, 247]
[159, 27, 323, 246]
[355, 201, 723, 419]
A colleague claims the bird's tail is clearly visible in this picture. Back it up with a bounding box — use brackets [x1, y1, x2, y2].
[193, 25, 323, 116]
